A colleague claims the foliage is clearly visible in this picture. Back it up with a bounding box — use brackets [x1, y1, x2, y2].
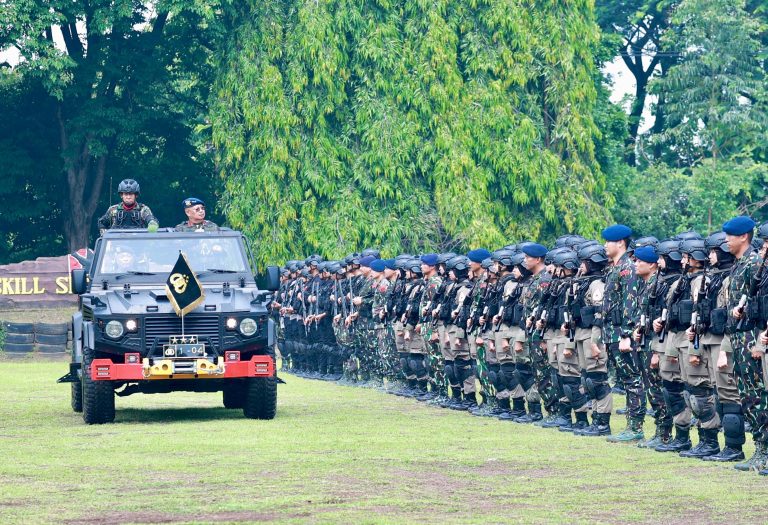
[0, 0, 227, 252]
[650, 0, 766, 167]
[0, 74, 67, 262]
[209, 0, 612, 266]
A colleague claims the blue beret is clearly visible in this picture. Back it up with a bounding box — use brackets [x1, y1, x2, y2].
[183, 197, 205, 208]
[383, 258, 397, 270]
[370, 259, 386, 272]
[634, 246, 659, 264]
[521, 243, 547, 258]
[722, 216, 755, 236]
[467, 248, 492, 263]
[601, 224, 633, 242]
[420, 253, 439, 266]
[359, 255, 376, 267]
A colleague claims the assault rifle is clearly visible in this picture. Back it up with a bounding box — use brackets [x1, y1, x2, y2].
[736, 255, 768, 330]
[692, 268, 708, 350]
[639, 270, 661, 348]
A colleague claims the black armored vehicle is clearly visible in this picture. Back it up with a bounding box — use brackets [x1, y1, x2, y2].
[59, 228, 280, 424]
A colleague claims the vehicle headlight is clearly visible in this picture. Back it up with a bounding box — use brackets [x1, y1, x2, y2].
[125, 319, 138, 331]
[105, 320, 124, 339]
[239, 317, 257, 337]
[226, 317, 238, 330]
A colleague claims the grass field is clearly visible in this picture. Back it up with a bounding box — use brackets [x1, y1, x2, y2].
[2, 361, 768, 524]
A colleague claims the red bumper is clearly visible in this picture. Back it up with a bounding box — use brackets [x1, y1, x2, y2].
[90, 355, 274, 381]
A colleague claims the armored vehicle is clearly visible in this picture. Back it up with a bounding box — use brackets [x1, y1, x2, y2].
[58, 228, 280, 424]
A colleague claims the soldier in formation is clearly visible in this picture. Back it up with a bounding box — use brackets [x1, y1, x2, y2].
[275, 216, 768, 475]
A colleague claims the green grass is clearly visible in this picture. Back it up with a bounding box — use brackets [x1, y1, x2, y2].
[2, 362, 768, 524]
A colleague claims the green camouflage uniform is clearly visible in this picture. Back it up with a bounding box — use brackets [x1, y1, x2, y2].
[175, 220, 219, 232]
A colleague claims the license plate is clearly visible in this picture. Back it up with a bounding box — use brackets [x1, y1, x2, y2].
[163, 335, 205, 358]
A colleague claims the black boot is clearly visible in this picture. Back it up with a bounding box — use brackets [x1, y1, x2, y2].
[655, 425, 692, 452]
[490, 397, 510, 417]
[440, 387, 462, 408]
[680, 428, 720, 459]
[542, 403, 572, 429]
[562, 411, 589, 432]
[499, 397, 526, 420]
[514, 401, 542, 423]
[574, 412, 611, 437]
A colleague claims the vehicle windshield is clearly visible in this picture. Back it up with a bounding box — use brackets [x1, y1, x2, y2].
[97, 237, 249, 277]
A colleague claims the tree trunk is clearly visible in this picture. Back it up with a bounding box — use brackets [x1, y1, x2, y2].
[625, 74, 648, 166]
[57, 105, 108, 252]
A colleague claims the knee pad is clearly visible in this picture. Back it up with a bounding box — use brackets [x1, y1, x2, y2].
[515, 364, 535, 392]
[454, 359, 473, 383]
[525, 386, 541, 403]
[721, 403, 746, 446]
[408, 355, 424, 373]
[661, 380, 687, 417]
[690, 395, 717, 423]
[584, 372, 610, 401]
[500, 363, 518, 388]
[444, 360, 458, 386]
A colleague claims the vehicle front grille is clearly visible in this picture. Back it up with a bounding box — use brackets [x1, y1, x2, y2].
[144, 315, 220, 353]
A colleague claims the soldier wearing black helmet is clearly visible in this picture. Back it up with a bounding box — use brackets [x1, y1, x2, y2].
[498, 251, 536, 421]
[671, 238, 724, 459]
[541, 248, 580, 430]
[97, 178, 159, 235]
[570, 243, 611, 436]
[629, 245, 670, 449]
[442, 255, 474, 409]
[652, 236, 698, 453]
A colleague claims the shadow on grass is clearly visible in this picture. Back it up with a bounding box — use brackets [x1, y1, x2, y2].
[116, 407, 244, 424]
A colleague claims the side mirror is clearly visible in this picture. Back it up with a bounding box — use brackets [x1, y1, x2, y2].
[256, 265, 280, 291]
[71, 269, 88, 295]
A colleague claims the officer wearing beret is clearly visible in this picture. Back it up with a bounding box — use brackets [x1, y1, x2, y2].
[175, 198, 219, 232]
[595, 224, 641, 439]
[722, 216, 768, 473]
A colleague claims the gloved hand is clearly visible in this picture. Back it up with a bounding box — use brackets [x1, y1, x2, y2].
[147, 221, 159, 233]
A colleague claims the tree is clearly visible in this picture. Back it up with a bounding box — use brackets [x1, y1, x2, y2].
[210, 0, 612, 266]
[0, 1, 224, 251]
[0, 74, 66, 263]
[596, 1, 675, 165]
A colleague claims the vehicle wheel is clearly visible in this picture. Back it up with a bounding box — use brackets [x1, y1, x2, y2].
[243, 376, 277, 420]
[81, 348, 115, 424]
[71, 379, 83, 413]
[223, 382, 246, 409]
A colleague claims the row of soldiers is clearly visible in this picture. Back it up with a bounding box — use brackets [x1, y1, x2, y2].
[272, 216, 768, 475]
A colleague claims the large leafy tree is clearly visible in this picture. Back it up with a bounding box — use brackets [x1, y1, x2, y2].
[0, 1, 224, 252]
[210, 0, 612, 265]
[596, 0, 675, 165]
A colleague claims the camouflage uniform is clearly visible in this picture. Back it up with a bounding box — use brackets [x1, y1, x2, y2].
[521, 269, 553, 421]
[98, 203, 158, 235]
[175, 220, 219, 232]
[419, 274, 445, 394]
[601, 252, 644, 432]
[727, 249, 768, 459]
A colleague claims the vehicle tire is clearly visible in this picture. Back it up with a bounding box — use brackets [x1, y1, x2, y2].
[71, 379, 83, 413]
[81, 348, 115, 424]
[37, 343, 68, 354]
[243, 376, 277, 420]
[3, 342, 34, 353]
[34, 322, 69, 335]
[36, 333, 68, 345]
[5, 333, 35, 344]
[2, 321, 34, 333]
[223, 382, 246, 409]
